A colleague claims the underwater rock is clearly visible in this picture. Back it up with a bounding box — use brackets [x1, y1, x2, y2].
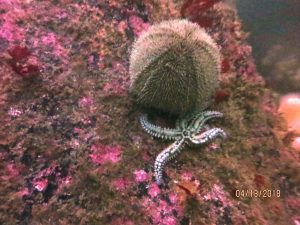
[129, 19, 220, 116]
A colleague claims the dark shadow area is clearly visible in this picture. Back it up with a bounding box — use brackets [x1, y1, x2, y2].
[236, 0, 300, 93]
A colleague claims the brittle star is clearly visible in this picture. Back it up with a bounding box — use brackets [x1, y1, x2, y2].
[140, 111, 227, 184]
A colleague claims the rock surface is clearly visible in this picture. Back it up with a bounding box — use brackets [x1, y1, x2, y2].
[0, 1, 299, 225]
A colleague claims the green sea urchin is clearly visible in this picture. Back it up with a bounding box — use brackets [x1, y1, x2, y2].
[129, 19, 221, 116]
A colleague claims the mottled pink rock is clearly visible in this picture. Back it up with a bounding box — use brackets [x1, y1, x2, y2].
[59, 176, 72, 187]
[112, 178, 130, 191]
[128, 15, 149, 37]
[134, 169, 149, 182]
[31, 164, 58, 191]
[78, 96, 94, 108]
[41, 32, 57, 46]
[140, 194, 182, 225]
[168, 193, 178, 204]
[8, 107, 23, 117]
[70, 138, 80, 149]
[148, 183, 160, 198]
[2, 163, 20, 180]
[162, 216, 177, 225]
[204, 184, 232, 207]
[39, 32, 70, 63]
[0, 21, 25, 41]
[34, 179, 49, 191]
[181, 171, 193, 181]
[90, 144, 122, 165]
[102, 79, 127, 96]
[118, 20, 128, 34]
[16, 187, 30, 198]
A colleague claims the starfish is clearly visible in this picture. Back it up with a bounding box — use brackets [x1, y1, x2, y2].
[140, 111, 226, 184]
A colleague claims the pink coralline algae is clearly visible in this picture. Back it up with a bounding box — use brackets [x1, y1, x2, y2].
[89, 144, 122, 165]
[102, 79, 128, 96]
[2, 163, 20, 180]
[161, 216, 177, 225]
[0, 0, 26, 41]
[140, 193, 183, 225]
[41, 32, 58, 46]
[16, 187, 30, 198]
[0, 20, 25, 42]
[32, 164, 58, 191]
[34, 31, 70, 66]
[180, 171, 194, 181]
[56, 176, 73, 193]
[8, 107, 23, 117]
[128, 15, 150, 37]
[112, 178, 130, 191]
[46, 35, 69, 61]
[31, 163, 73, 194]
[78, 96, 94, 108]
[87, 53, 105, 70]
[118, 20, 128, 34]
[170, 194, 180, 205]
[134, 169, 149, 183]
[204, 184, 232, 208]
[148, 183, 161, 198]
[103, 62, 129, 96]
[33, 179, 49, 192]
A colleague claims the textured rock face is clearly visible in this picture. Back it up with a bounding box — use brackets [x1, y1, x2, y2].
[129, 19, 220, 115]
[1, 1, 299, 225]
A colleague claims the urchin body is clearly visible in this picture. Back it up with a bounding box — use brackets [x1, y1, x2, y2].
[129, 19, 220, 116]
[140, 112, 226, 184]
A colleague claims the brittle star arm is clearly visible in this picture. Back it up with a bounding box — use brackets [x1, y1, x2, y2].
[139, 114, 182, 140]
[190, 128, 227, 145]
[189, 111, 224, 133]
[154, 138, 185, 184]
[176, 111, 199, 129]
[176, 111, 223, 130]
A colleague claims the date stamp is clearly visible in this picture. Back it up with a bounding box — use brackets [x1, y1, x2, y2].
[235, 189, 281, 198]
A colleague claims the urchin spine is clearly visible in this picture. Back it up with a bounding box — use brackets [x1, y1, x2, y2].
[129, 19, 221, 116]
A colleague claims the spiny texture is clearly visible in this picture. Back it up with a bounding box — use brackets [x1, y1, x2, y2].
[129, 19, 221, 116]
